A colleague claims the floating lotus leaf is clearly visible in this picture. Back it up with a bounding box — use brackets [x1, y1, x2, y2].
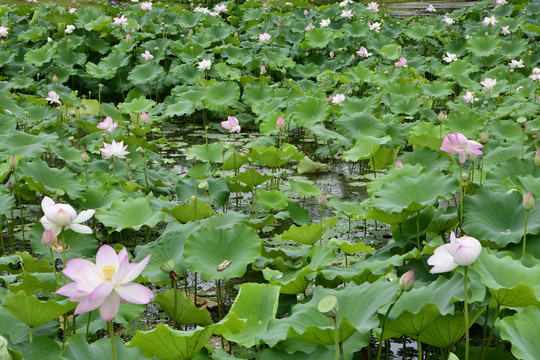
[96, 197, 166, 232]
[497, 306, 540, 360]
[201, 82, 240, 112]
[342, 136, 391, 162]
[281, 217, 338, 245]
[289, 180, 322, 198]
[293, 97, 330, 128]
[257, 190, 290, 211]
[252, 143, 303, 168]
[163, 99, 196, 118]
[484, 158, 540, 193]
[463, 189, 540, 247]
[63, 333, 142, 360]
[155, 289, 211, 327]
[186, 143, 224, 163]
[128, 62, 166, 86]
[184, 224, 261, 281]
[24, 43, 56, 67]
[8, 272, 58, 296]
[119, 96, 156, 114]
[474, 250, 540, 307]
[336, 112, 387, 141]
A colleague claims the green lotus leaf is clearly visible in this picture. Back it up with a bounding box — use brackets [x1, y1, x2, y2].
[176, 178, 230, 208]
[23, 337, 61, 360]
[163, 99, 196, 118]
[445, 111, 484, 139]
[304, 28, 334, 49]
[24, 43, 56, 67]
[474, 250, 540, 307]
[262, 266, 314, 295]
[96, 197, 166, 232]
[55, 47, 87, 67]
[419, 309, 483, 349]
[289, 180, 322, 198]
[63, 333, 142, 360]
[466, 35, 502, 57]
[292, 97, 330, 128]
[420, 81, 453, 100]
[221, 283, 280, 348]
[0, 131, 57, 158]
[233, 168, 270, 188]
[252, 143, 303, 168]
[201, 82, 240, 112]
[369, 147, 401, 171]
[296, 156, 329, 174]
[342, 136, 391, 162]
[184, 224, 261, 281]
[463, 189, 540, 247]
[366, 164, 425, 196]
[501, 37, 528, 58]
[8, 272, 58, 295]
[365, 207, 412, 225]
[0, 191, 15, 214]
[336, 112, 387, 141]
[155, 289, 211, 326]
[162, 198, 214, 224]
[18, 159, 85, 199]
[370, 172, 456, 214]
[186, 142, 224, 163]
[134, 221, 200, 284]
[281, 217, 338, 245]
[497, 306, 540, 360]
[408, 121, 447, 151]
[379, 43, 400, 60]
[257, 190, 290, 211]
[86, 62, 116, 80]
[2, 291, 76, 328]
[336, 241, 374, 255]
[17, 25, 47, 42]
[484, 158, 540, 192]
[242, 84, 273, 107]
[128, 62, 166, 86]
[75, 184, 125, 210]
[119, 96, 156, 114]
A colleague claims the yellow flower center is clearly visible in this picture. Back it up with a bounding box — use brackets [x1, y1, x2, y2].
[102, 265, 116, 281]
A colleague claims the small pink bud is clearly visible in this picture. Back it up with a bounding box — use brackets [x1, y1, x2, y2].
[7, 181, 14, 190]
[438, 111, 446, 122]
[278, 22, 282, 28]
[126, 33, 132, 42]
[318, 193, 327, 206]
[9, 155, 18, 168]
[81, 150, 90, 162]
[304, 9, 308, 15]
[480, 131, 489, 144]
[42, 230, 57, 248]
[276, 115, 285, 130]
[399, 269, 415, 292]
[329, 51, 334, 58]
[396, 160, 403, 168]
[523, 192, 535, 211]
[52, 74, 58, 83]
[140, 111, 149, 123]
[260, 64, 266, 74]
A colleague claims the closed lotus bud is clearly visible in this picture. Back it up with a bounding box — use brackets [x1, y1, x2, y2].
[396, 160, 403, 168]
[318, 295, 339, 318]
[535, 148, 540, 167]
[304, 9, 308, 16]
[260, 64, 266, 74]
[276, 115, 285, 130]
[140, 111, 149, 123]
[126, 33, 132, 42]
[9, 155, 18, 168]
[281, 67, 286, 74]
[318, 193, 327, 206]
[42, 230, 57, 248]
[438, 111, 446, 122]
[399, 269, 415, 292]
[81, 151, 90, 162]
[7, 181, 14, 190]
[480, 131, 489, 144]
[523, 191, 535, 211]
[329, 50, 334, 58]
[52, 74, 58, 83]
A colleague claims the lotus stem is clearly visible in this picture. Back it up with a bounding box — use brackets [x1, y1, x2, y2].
[479, 304, 490, 358]
[207, 188, 213, 229]
[333, 317, 340, 360]
[347, 217, 351, 242]
[482, 303, 500, 360]
[50, 248, 57, 281]
[0, 213, 4, 255]
[193, 165, 197, 219]
[13, 174, 26, 253]
[216, 279, 225, 350]
[376, 290, 403, 360]
[522, 209, 529, 257]
[86, 311, 92, 339]
[171, 278, 178, 329]
[72, 314, 76, 335]
[108, 320, 117, 360]
[29, 327, 33, 343]
[459, 162, 463, 231]
[480, 154, 484, 187]
[417, 335, 422, 360]
[193, 272, 198, 307]
[416, 211, 421, 250]
[464, 266, 470, 360]
[62, 232, 67, 285]
[9, 208, 14, 252]
[319, 205, 324, 246]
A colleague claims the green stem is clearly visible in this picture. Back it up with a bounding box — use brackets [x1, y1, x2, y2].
[333, 317, 340, 360]
[482, 303, 500, 360]
[479, 304, 490, 359]
[108, 320, 117, 360]
[193, 272, 198, 307]
[72, 314, 76, 335]
[416, 211, 421, 250]
[0, 213, 4, 256]
[50, 248, 57, 281]
[417, 336, 422, 360]
[319, 205, 324, 246]
[479, 154, 484, 187]
[464, 266, 469, 360]
[172, 278, 178, 329]
[86, 311, 92, 339]
[14, 174, 26, 253]
[62, 232, 67, 285]
[376, 291, 403, 360]
[29, 327, 33, 343]
[523, 210, 529, 257]
[9, 209, 14, 253]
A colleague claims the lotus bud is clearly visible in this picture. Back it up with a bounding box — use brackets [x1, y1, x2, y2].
[276, 115, 285, 130]
[126, 33, 132, 42]
[438, 111, 446, 122]
[318, 193, 327, 206]
[234, 31, 238, 37]
[480, 131, 489, 144]
[7, 181, 14, 190]
[399, 269, 415, 292]
[109, 163, 114, 170]
[318, 295, 339, 318]
[304, 9, 308, 15]
[396, 160, 403, 168]
[160, 259, 175, 273]
[523, 192, 535, 211]
[329, 50, 334, 58]
[42, 230, 57, 248]
[278, 22, 282, 28]
[140, 111, 149, 123]
[535, 148, 540, 167]
[81, 151, 90, 162]
[52, 74, 58, 83]
[9, 155, 18, 168]
[260, 64, 266, 74]
[281, 67, 286, 74]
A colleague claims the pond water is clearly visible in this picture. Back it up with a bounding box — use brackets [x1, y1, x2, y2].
[386, 1, 484, 17]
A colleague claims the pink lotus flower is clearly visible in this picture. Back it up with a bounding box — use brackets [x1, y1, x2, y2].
[462, 91, 479, 104]
[45, 90, 62, 105]
[140, 1, 152, 10]
[96, 116, 118, 132]
[56, 245, 154, 321]
[356, 46, 372, 58]
[332, 94, 346, 105]
[141, 50, 154, 60]
[427, 232, 482, 273]
[276, 115, 285, 130]
[140, 111, 149, 123]
[329, 50, 334, 58]
[501, 25, 510, 35]
[40, 196, 95, 236]
[366, 2, 379, 12]
[481, 78, 497, 91]
[396, 160, 403, 168]
[341, 10, 353, 19]
[305, 23, 314, 31]
[440, 132, 483, 163]
[100, 140, 129, 159]
[442, 13, 453, 26]
[259, 33, 271, 43]
[221, 116, 241, 133]
[394, 56, 407, 68]
[304, 9, 308, 16]
[425, 4, 436, 12]
[509, 59, 524, 69]
[113, 15, 128, 27]
[214, 4, 228, 13]
[69, 8, 76, 13]
[482, 15, 497, 26]
[125, 33, 132, 42]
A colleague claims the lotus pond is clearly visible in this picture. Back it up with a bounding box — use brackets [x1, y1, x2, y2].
[0, 0, 539, 359]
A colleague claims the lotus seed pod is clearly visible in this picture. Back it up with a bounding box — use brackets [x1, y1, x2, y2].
[318, 295, 339, 318]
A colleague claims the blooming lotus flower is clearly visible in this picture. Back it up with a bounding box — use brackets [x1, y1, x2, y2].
[100, 140, 129, 160]
[0, 26, 8, 37]
[97, 116, 118, 132]
[339, 0, 352, 7]
[425, 4, 436, 12]
[141, 50, 154, 60]
[214, 3, 227, 12]
[356, 46, 372, 58]
[56, 245, 154, 321]
[320, 18, 331, 28]
[462, 91, 479, 103]
[198, 59, 212, 71]
[41, 196, 95, 236]
[496, 0, 507, 4]
[394, 56, 407, 68]
[305, 23, 314, 31]
[69, 8, 76, 13]
[332, 94, 346, 105]
[193, 5, 210, 14]
[45, 90, 62, 105]
[481, 78, 497, 91]
[442, 13, 453, 25]
[482, 15, 497, 26]
[276, 115, 285, 130]
[366, 2, 379, 12]
[259, 33, 271, 43]
[501, 25, 510, 35]
[443, 52, 457, 63]
[427, 232, 482, 273]
[440, 132, 483, 163]
[113, 15, 128, 27]
[509, 59, 524, 69]
[341, 10, 353, 19]
[221, 116, 241, 133]
[65, 25, 75, 34]
[140, 1, 152, 10]
[368, 21, 381, 32]
[529, 68, 540, 82]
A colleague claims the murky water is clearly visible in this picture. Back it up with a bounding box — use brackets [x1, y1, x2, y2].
[386, 1, 483, 17]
